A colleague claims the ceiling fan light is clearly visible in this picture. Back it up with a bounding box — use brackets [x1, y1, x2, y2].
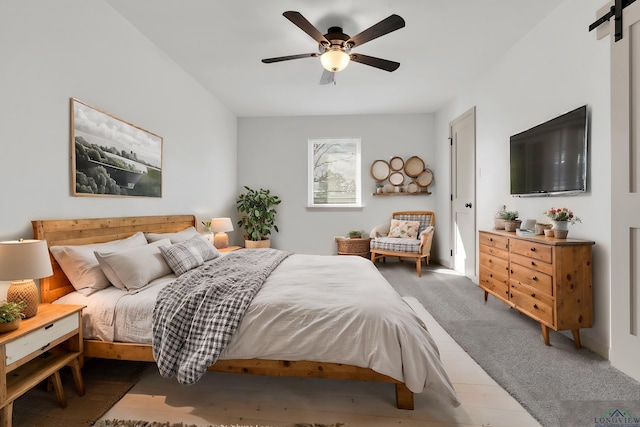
[320, 49, 350, 72]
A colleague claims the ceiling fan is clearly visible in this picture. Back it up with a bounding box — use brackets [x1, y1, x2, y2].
[262, 11, 406, 85]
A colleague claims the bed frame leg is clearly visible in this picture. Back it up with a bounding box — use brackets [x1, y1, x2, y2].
[395, 383, 414, 410]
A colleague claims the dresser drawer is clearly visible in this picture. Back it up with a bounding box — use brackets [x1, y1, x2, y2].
[479, 242, 509, 260]
[5, 313, 78, 365]
[480, 271, 510, 301]
[510, 286, 554, 326]
[510, 252, 553, 276]
[480, 251, 509, 276]
[479, 233, 509, 251]
[509, 239, 552, 264]
[510, 262, 553, 296]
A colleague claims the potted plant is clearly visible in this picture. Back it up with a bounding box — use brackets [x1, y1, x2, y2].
[0, 300, 26, 333]
[236, 186, 281, 248]
[543, 207, 581, 238]
[347, 230, 362, 239]
[502, 211, 521, 232]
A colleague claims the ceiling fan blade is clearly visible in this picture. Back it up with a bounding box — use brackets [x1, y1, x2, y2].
[319, 69, 335, 85]
[346, 14, 405, 48]
[350, 53, 400, 72]
[283, 11, 330, 45]
[262, 53, 319, 63]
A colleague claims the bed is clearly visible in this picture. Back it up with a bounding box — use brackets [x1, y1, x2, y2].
[32, 214, 459, 410]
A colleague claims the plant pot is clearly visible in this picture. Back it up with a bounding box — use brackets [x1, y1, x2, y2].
[551, 220, 569, 231]
[504, 220, 522, 232]
[244, 238, 271, 249]
[0, 319, 20, 333]
[554, 229, 569, 239]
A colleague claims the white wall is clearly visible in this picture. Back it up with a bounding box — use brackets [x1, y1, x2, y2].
[0, 1, 237, 291]
[237, 114, 438, 254]
[435, 0, 610, 356]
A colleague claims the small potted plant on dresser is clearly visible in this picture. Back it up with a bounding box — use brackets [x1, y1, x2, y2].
[0, 300, 26, 333]
[502, 211, 522, 232]
[236, 186, 281, 248]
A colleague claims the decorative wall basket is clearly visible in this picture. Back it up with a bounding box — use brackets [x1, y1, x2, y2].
[404, 156, 425, 177]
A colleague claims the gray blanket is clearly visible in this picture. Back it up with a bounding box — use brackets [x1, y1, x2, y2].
[152, 248, 291, 384]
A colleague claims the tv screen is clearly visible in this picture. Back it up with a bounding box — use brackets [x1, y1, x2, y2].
[510, 105, 588, 196]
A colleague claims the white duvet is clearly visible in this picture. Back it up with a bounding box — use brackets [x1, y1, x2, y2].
[56, 253, 459, 406]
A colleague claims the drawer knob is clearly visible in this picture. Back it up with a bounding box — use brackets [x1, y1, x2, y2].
[40, 343, 51, 351]
[489, 273, 493, 278]
[533, 304, 539, 309]
[531, 293, 536, 297]
[531, 247, 536, 252]
[489, 238, 493, 242]
[45, 323, 54, 330]
[531, 276, 537, 281]
[531, 261, 535, 266]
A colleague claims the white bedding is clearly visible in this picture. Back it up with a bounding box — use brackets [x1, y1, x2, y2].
[55, 252, 459, 405]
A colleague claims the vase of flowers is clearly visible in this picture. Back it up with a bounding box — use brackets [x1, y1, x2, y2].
[543, 208, 581, 238]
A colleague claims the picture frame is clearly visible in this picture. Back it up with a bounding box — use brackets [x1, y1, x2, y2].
[71, 98, 163, 197]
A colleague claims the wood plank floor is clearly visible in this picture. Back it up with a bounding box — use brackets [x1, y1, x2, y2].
[96, 298, 540, 427]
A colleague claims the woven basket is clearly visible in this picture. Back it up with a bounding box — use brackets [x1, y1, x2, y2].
[494, 218, 506, 230]
[336, 237, 371, 258]
[504, 220, 522, 232]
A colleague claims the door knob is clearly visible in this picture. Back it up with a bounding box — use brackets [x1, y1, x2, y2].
[465, 202, 472, 208]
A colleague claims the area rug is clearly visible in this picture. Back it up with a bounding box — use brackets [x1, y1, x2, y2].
[13, 358, 151, 427]
[380, 263, 640, 427]
[93, 422, 345, 427]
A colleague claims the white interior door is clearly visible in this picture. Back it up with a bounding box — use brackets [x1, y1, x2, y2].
[450, 107, 476, 279]
[610, 1, 640, 382]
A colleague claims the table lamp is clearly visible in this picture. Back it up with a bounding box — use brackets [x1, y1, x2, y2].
[0, 239, 53, 318]
[210, 218, 234, 249]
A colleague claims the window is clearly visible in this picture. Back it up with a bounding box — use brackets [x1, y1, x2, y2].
[308, 137, 362, 207]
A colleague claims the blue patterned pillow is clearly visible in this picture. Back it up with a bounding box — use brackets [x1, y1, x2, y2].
[160, 236, 219, 276]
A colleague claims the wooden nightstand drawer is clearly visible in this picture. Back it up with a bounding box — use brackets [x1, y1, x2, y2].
[5, 313, 78, 365]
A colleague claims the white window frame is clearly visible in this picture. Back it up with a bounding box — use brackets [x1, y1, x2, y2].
[307, 137, 362, 208]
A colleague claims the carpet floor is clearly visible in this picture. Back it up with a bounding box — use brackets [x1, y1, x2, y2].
[379, 262, 640, 427]
[13, 358, 150, 427]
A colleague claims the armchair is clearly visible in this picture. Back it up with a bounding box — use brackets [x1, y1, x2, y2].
[370, 211, 435, 277]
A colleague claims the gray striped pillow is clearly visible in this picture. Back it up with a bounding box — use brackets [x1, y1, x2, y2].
[160, 236, 219, 276]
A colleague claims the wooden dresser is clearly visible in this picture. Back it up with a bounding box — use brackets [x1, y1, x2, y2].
[479, 230, 594, 348]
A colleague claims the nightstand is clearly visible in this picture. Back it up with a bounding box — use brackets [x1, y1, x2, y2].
[219, 246, 242, 253]
[0, 304, 85, 425]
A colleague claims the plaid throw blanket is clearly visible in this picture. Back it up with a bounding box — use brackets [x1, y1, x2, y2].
[152, 248, 291, 384]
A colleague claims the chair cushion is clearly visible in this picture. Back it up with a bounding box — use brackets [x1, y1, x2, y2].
[370, 237, 421, 254]
[389, 219, 420, 239]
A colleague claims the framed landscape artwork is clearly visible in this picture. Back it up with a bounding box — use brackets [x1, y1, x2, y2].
[71, 98, 163, 197]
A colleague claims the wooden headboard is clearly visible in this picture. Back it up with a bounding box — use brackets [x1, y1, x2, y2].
[32, 215, 196, 303]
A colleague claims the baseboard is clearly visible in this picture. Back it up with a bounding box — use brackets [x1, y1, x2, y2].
[559, 330, 609, 359]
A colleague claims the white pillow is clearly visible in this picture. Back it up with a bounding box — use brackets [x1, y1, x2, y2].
[95, 239, 172, 292]
[389, 219, 421, 239]
[50, 232, 147, 293]
[144, 226, 200, 244]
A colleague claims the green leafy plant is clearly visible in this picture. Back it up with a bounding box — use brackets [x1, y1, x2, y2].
[236, 186, 281, 241]
[498, 210, 519, 220]
[347, 230, 362, 238]
[201, 221, 211, 232]
[0, 300, 26, 323]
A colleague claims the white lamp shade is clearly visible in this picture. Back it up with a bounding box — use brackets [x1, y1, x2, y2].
[210, 218, 234, 233]
[320, 49, 350, 72]
[0, 239, 53, 281]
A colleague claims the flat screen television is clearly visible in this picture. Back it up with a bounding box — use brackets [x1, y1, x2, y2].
[510, 105, 588, 197]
